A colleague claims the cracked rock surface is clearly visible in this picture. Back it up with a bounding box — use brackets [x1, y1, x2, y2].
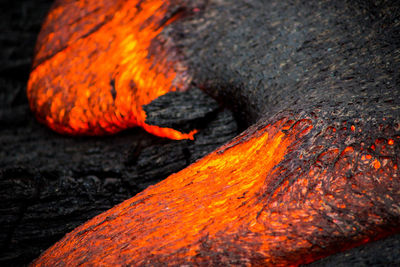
[1, 0, 399, 266]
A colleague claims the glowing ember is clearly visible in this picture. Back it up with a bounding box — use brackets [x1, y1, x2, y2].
[27, 0, 194, 139]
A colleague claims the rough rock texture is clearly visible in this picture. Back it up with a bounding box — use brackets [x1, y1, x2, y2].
[173, 0, 400, 263]
[144, 87, 220, 133]
[177, 0, 400, 126]
[309, 232, 400, 266]
[0, 1, 238, 265]
[1, 0, 399, 266]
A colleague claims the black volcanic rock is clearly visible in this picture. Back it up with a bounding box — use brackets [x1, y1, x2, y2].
[1, 0, 399, 265]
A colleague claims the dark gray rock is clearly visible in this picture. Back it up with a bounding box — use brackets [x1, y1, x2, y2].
[1, 0, 399, 265]
[144, 87, 220, 133]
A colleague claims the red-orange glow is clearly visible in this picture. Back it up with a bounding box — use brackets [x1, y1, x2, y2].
[31, 118, 301, 266]
[27, 0, 400, 265]
[371, 144, 376, 150]
[30, 116, 399, 266]
[373, 159, 381, 169]
[27, 0, 194, 139]
[343, 146, 354, 154]
[388, 139, 394, 145]
[351, 125, 355, 131]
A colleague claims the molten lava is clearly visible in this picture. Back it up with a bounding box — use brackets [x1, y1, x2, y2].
[28, 0, 400, 266]
[27, 0, 195, 139]
[30, 115, 399, 266]
[30, 118, 301, 265]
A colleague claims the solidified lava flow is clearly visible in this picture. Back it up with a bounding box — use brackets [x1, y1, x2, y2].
[27, 0, 195, 139]
[28, 0, 400, 266]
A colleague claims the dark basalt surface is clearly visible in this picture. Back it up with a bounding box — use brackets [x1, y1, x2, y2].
[0, 0, 399, 266]
[177, 0, 400, 126]
[0, 1, 238, 265]
[174, 0, 400, 264]
[308, 232, 400, 266]
[144, 87, 220, 133]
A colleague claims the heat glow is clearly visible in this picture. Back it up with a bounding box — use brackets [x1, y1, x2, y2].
[30, 115, 399, 266]
[31, 118, 301, 266]
[27, 0, 194, 139]
[28, 0, 400, 265]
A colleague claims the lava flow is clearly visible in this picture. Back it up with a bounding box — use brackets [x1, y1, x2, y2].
[28, 0, 400, 266]
[27, 0, 195, 139]
[30, 114, 400, 266]
[30, 118, 305, 266]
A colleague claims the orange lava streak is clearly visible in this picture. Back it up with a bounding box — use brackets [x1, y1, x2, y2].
[27, 0, 400, 265]
[31, 119, 307, 266]
[31, 116, 400, 266]
[27, 0, 195, 139]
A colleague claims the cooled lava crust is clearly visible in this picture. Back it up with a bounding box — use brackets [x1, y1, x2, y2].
[28, 0, 400, 266]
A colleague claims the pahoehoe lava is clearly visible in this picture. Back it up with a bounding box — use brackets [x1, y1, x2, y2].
[27, 0, 399, 266]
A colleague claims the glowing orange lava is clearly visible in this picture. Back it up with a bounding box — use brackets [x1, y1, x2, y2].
[27, 0, 400, 266]
[30, 115, 400, 265]
[27, 0, 194, 139]
[31, 118, 299, 266]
